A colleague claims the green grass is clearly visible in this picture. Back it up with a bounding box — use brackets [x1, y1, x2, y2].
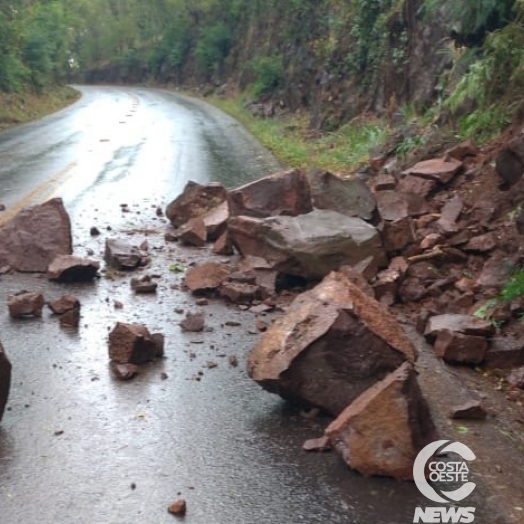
[209, 97, 390, 175]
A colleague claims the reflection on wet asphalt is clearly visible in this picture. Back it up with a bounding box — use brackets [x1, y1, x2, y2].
[0, 86, 491, 524]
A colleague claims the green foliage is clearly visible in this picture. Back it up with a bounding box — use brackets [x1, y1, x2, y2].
[445, 4, 524, 140]
[194, 22, 233, 76]
[249, 55, 283, 98]
[346, 0, 407, 85]
[501, 268, 524, 302]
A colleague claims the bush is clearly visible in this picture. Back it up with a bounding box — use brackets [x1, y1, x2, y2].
[250, 54, 283, 98]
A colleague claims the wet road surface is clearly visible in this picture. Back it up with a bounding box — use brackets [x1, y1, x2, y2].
[0, 86, 510, 524]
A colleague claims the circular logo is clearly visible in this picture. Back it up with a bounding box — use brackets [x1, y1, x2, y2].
[413, 440, 476, 504]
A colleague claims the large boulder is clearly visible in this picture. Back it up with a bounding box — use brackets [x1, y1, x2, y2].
[166, 181, 228, 228]
[247, 272, 416, 416]
[308, 170, 376, 221]
[325, 362, 436, 480]
[0, 198, 72, 272]
[228, 209, 386, 280]
[228, 169, 312, 218]
[0, 342, 11, 422]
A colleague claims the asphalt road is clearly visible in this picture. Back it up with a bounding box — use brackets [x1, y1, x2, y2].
[0, 86, 505, 524]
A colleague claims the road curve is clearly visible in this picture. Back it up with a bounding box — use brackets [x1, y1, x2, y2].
[0, 85, 281, 226]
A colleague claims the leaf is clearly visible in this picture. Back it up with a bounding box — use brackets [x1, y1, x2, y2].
[169, 263, 185, 273]
[455, 425, 469, 434]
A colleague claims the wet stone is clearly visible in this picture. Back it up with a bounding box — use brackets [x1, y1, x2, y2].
[105, 238, 145, 270]
[47, 254, 100, 282]
[0, 197, 72, 272]
[166, 180, 228, 228]
[434, 330, 487, 364]
[484, 336, 524, 369]
[108, 322, 163, 364]
[308, 169, 376, 221]
[131, 275, 158, 294]
[424, 314, 495, 341]
[167, 498, 187, 516]
[180, 312, 205, 332]
[178, 217, 207, 247]
[325, 362, 436, 480]
[449, 400, 487, 420]
[48, 295, 80, 315]
[8, 291, 45, 318]
[229, 168, 312, 218]
[247, 271, 416, 416]
[184, 263, 231, 294]
[59, 307, 81, 328]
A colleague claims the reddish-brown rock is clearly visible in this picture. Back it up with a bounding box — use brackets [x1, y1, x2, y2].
[484, 337, 524, 369]
[325, 362, 436, 480]
[47, 255, 100, 282]
[308, 170, 376, 220]
[229, 169, 312, 218]
[130, 275, 158, 294]
[202, 201, 229, 241]
[180, 312, 205, 332]
[449, 400, 487, 420]
[8, 291, 45, 318]
[220, 282, 262, 304]
[403, 157, 462, 184]
[178, 217, 207, 247]
[184, 263, 231, 294]
[463, 233, 497, 253]
[167, 499, 187, 516]
[48, 295, 80, 315]
[166, 181, 228, 227]
[424, 314, 495, 341]
[59, 307, 81, 328]
[436, 196, 463, 234]
[105, 239, 145, 270]
[445, 140, 479, 161]
[382, 217, 415, 253]
[396, 175, 436, 198]
[0, 342, 11, 422]
[108, 323, 163, 364]
[434, 330, 487, 364]
[247, 272, 416, 416]
[212, 231, 234, 256]
[0, 198, 72, 272]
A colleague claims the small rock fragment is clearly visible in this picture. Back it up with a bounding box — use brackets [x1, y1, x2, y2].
[168, 498, 187, 517]
[8, 291, 45, 318]
[48, 295, 80, 315]
[180, 312, 205, 332]
[131, 275, 158, 294]
[449, 400, 487, 420]
[303, 436, 332, 452]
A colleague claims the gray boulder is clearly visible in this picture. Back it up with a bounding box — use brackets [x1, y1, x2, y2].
[228, 209, 386, 280]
